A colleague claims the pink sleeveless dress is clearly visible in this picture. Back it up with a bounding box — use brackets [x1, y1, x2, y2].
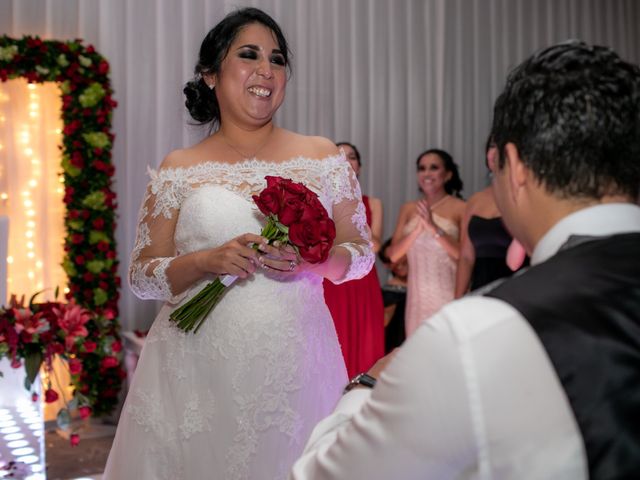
[404, 213, 459, 336]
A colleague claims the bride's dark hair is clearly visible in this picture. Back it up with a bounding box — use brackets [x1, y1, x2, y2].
[183, 7, 291, 128]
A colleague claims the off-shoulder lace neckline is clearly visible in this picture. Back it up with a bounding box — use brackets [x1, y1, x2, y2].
[155, 152, 345, 174]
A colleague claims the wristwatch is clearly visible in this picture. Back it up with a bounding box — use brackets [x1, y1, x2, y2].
[343, 372, 377, 394]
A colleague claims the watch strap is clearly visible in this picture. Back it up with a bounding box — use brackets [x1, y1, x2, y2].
[343, 372, 377, 394]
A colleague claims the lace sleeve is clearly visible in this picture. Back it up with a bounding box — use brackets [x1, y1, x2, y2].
[128, 168, 189, 303]
[325, 160, 375, 284]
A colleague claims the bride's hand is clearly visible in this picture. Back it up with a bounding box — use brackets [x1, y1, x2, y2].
[201, 233, 266, 279]
[257, 241, 302, 274]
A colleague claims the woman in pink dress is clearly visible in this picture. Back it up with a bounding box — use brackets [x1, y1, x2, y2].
[387, 149, 465, 337]
[323, 142, 385, 378]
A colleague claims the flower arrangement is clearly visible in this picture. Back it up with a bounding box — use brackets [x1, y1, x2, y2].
[0, 35, 123, 441]
[0, 293, 125, 444]
[170, 176, 336, 333]
[0, 34, 120, 321]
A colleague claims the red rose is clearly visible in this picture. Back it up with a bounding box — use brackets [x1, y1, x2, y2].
[98, 60, 109, 74]
[83, 340, 97, 353]
[45, 388, 59, 403]
[101, 356, 119, 369]
[68, 358, 83, 375]
[70, 433, 80, 447]
[301, 192, 327, 221]
[52, 342, 65, 354]
[265, 175, 285, 189]
[70, 151, 84, 168]
[252, 185, 282, 216]
[94, 160, 108, 172]
[10, 358, 21, 369]
[278, 196, 305, 226]
[78, 406, 91, 419]
[111, 340, 122, 352]
[97, 241, 110, 252]
[288, 218, 336, 263]
[281, 180, 308, 198]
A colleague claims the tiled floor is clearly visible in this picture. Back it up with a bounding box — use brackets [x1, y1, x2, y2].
[0, 403, 111, 480]
[45, 428, 112, 480]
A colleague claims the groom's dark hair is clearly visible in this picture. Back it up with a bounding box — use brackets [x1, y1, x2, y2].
[491, 40, 640, 200]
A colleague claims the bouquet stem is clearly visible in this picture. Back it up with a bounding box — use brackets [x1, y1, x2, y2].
[168, 215, 288, 333]
[169, 279, 227, 333]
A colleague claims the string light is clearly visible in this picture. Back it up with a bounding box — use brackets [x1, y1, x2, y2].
[1, 81, 66, 300]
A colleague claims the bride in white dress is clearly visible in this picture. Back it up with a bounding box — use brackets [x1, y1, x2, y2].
[103, 8, 373, 480]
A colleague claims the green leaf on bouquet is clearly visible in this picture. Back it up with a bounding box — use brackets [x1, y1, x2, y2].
[275, 221, 289, 233]
[169, 278, 227, 333]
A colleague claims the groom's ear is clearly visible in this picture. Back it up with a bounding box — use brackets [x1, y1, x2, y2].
[504, 143, 527, 203]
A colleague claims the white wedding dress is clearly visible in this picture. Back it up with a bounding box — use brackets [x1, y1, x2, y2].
[103, 153, 373, 480]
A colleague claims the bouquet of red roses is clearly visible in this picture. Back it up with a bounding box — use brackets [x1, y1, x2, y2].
[169, 176, 336, 333]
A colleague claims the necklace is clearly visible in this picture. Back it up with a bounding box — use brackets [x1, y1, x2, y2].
[427, 194, 449, 211]
[220, 129, 273, 161]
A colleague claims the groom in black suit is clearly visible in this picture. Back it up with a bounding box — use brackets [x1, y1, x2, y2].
[292, 40, 640, 480]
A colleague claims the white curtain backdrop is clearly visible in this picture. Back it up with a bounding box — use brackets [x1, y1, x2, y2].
[1, 0, 638, 330]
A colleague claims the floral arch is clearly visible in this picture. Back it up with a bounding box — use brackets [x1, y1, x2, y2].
[0, 35, 123, 423]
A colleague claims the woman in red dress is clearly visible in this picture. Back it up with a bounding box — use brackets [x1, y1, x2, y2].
[323, 142, 385, 378]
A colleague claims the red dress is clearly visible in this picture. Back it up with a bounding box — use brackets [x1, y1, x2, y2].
[323, 195, 385, 378]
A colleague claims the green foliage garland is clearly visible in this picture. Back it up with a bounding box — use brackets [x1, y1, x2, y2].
[0, 35, 123, 418]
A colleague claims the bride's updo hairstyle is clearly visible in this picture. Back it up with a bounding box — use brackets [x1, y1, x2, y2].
[184, 7, 291, 128]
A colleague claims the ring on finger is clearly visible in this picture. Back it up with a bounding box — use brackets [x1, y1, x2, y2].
[288, 260, 296, 272]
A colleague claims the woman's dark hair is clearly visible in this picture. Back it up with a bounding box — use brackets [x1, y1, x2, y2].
[416, 148, 464, 198]
[336, 141, 361, 166]
[183, 7, 291, 128]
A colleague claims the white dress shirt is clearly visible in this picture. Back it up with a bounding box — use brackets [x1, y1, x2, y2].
[291, 203, 640, 480]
